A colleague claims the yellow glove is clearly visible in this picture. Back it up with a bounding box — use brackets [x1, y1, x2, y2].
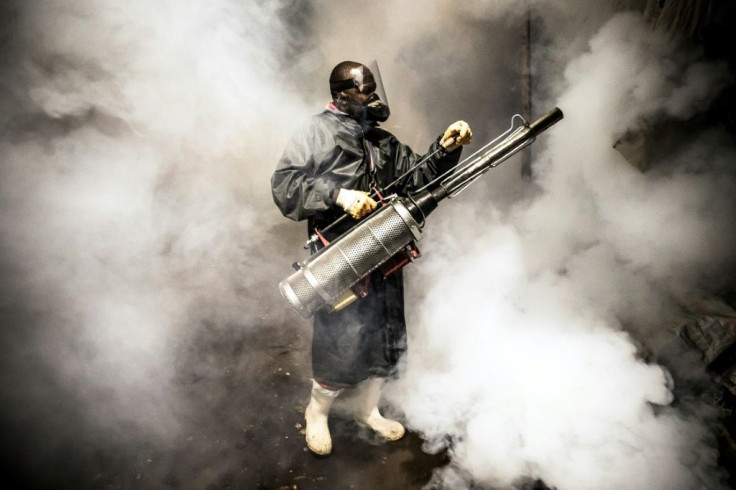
[335, 189, 378, 219]
[440, 120, 473, 152]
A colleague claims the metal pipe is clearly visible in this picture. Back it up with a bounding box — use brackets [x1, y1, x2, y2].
[404, 107, 563, 223]
[280, 107, 564, 318]
[440, 107, 562, 197]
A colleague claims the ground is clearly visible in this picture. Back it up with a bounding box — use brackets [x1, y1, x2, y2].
[1, 309, 734, 488]
[0, 316, 450, 489]
[157, 321, 450, 489]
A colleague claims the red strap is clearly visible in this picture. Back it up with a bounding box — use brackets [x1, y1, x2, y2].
[372, 186, 386, 206]
[367, 141, 376, 172]
[315, 228, 330, 247]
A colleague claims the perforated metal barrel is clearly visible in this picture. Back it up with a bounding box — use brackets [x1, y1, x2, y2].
[279, 199, 423, 318]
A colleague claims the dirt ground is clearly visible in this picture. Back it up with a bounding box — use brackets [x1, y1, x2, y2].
[0, 311, 453, 489]
[154, 321, 451, 490]
[0, 305, 734, 489]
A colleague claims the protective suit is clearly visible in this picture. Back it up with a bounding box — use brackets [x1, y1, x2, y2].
[272, 107, 461, 387]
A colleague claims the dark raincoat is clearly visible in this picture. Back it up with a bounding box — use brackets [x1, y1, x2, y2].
[272, 107, 461, 387]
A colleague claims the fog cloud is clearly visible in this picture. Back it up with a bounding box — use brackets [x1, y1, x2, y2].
[1, 1, 734, 488]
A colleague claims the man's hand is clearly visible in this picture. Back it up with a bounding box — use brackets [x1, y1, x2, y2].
[441, 120, 473, 152]
[336, 189, 378, 219]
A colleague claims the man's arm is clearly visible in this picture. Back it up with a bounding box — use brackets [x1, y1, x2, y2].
[392, 121, 472, 194]
[271, 116, 374, 221]
[271, 121, 340, 222]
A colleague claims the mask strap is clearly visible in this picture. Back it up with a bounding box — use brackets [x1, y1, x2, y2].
[329, 79, 357, 92]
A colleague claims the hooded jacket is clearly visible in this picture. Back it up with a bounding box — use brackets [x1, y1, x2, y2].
[272, 107, 461, 387]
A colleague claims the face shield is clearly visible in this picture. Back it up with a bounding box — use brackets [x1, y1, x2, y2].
[365, 60, 390, 122]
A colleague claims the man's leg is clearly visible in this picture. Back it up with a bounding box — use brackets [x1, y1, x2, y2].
[305, 380, 343, 455]
[352, 377, 405, 441]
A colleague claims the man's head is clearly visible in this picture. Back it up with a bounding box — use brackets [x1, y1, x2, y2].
[329, 61, 389, 123]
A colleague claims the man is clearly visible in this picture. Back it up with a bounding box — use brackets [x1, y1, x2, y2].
[271, 61, 472, 455]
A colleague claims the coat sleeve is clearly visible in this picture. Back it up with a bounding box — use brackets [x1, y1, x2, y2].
[391, 135, 462, 194]
[271, 117, 363, 222]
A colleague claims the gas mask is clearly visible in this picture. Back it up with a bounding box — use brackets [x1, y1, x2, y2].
[330, 61, 390, 124]
[361, 92, 390, 123]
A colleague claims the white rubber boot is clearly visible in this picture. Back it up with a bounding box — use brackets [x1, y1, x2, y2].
[353, 377, 405, 441]
[305, 380, 342, 455]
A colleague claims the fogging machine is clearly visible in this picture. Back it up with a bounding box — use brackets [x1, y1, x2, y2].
[279, 107, 564, 318]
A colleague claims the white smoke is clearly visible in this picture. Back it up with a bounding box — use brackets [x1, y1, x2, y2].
[386, 9, 734, 490]
[2, 0, 735, 488]
[0, 0, 314, 445]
